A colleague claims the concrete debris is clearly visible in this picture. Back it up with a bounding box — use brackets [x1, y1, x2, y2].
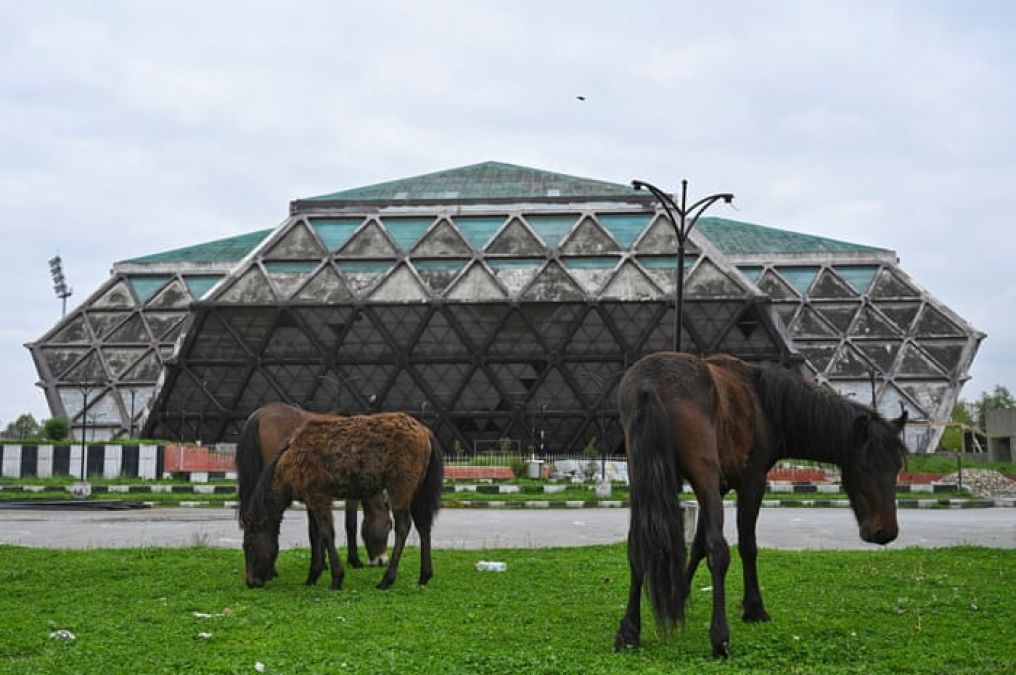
[938, 469, 1016, 497]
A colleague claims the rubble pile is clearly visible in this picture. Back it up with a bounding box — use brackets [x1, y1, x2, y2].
[938, 468, 1016, 498]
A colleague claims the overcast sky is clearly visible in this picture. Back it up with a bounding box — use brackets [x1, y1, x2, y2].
[1, 0, 1013, 427]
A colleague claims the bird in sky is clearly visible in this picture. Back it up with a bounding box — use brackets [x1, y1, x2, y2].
[576, 95, 586, 101]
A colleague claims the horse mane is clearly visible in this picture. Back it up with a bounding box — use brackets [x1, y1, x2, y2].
[755, 364, 906, 470]
[235, 415, 264, 522]
[243, 436, 296, 529]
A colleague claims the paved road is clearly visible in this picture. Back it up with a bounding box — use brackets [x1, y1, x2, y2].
[0, 506, 1013, 550]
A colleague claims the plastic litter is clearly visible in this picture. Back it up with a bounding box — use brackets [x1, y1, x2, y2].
[49, 630, 75, 641]
[474, 560, 508, 572]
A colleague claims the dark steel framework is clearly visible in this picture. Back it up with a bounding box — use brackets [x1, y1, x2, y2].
[147, 297, 792, 454]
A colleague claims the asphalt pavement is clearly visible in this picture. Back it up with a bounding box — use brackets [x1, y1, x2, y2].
[0, 506, 1012, 550]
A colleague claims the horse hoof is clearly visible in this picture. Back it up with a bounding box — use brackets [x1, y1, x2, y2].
[330, 580, 344, 591]
[376, 578, 394, 590]
[348, 559, 364, 569]
[712, 641, 730, 658]
[742, 609, 771, 623]
[613, 625, 640, 651]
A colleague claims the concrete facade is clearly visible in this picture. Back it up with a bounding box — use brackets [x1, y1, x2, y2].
[987, 407, 1016, 462]
[27, 162, 983, 454]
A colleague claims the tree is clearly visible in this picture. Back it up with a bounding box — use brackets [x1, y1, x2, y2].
[973, 385, 1015, 430]
[939, 402, 974, 452]
[2, 413, 41, 440]
[43, 417, 70, 441]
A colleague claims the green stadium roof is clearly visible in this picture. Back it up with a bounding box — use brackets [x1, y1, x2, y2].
[299, 161, 646, 203]
[697, 217, 891, 255]
[119, 229, 272, 265]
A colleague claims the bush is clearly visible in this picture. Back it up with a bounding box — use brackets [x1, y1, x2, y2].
[508, 458, 526, 478]
[43, 417, 70, 441]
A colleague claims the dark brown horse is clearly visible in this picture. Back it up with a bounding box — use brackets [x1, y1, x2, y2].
[241, 412, 442, 591]
[614, 352, 907, 657]
[236, 403, 391, 570]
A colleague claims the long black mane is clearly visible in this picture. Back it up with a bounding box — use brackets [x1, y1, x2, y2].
[756, 364, 907, 470]
[242, 446, 288, 530]
[235, 415, 264, 522]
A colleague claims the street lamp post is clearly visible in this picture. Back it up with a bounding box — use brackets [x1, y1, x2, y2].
[128, 389, 137, 438]
[631, 179, 734, 352]
[73, 382, 93, 498]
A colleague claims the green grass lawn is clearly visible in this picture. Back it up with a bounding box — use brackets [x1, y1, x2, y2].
[0, 544, 1011, 674]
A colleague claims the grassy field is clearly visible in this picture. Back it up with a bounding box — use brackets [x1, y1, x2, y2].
[0, 544, 1011, 674]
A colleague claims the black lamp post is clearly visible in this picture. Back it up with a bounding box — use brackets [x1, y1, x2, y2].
[79, 385, 89, 481]
[631, 179, 734, 352]
[72, 381, 94, 498]
[128, 389, 137, 438]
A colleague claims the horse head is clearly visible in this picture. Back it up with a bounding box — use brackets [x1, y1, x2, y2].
[241, 513, 281, 588]
[240, 458, 285, 588]
[362, 494, 392, 566]
[843, 411, 908, 545]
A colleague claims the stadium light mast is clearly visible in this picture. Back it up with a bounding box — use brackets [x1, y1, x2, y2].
[48, 255, 73, 317]
[630, 179, 734, 352]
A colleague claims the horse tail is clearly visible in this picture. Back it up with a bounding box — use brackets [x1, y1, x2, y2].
[627, 383, 687, 631]
[410, 430, 443, 531]
[236, 415, 264, 522]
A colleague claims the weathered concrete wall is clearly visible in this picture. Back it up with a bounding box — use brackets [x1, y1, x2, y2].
[987, 407, 1016, 462]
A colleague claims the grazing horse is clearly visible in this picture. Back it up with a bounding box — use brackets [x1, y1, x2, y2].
[236, 403, 391, 570]
[614, 352, 907, 657]
[241, 412, 442, 591]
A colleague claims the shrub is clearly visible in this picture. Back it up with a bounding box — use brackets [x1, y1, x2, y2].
[508, 457, 526, 478]
[43, 417, 70, 441]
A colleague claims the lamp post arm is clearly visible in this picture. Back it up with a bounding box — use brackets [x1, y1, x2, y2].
[686, 193, 735, 235]
[632, 179, 686, 241]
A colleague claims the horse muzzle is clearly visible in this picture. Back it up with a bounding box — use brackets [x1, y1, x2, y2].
[246, 575, 267, 589]
[860, 521, 898, 546]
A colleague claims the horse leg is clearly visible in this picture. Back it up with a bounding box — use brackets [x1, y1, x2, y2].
[344, 499, 364, 568]
[688, 479, 731, 658]
[686, 509, 707, 587]
[376, 508, 411, 590]
[310, 504, 345, 590]
[736, 482, 771, 622]
[411, 508, 434, 586]
[305, 512, 326, 585]
[614, 528, 644, 650]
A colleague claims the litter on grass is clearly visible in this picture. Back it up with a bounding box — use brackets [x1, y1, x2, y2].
[49, 630, 75, 641]
[475, 560, 508, 572]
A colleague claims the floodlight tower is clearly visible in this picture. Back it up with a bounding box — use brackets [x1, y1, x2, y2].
[48, 255, 73, 317]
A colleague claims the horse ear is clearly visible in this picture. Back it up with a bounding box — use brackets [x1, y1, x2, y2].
[851, 414, 870, 443]
[891, 409, 909, 434]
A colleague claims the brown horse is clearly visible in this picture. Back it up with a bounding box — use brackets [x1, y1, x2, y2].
[236, 403, 391, 571]
[241, 412, 442, 591]
[614, 352, 907, 658]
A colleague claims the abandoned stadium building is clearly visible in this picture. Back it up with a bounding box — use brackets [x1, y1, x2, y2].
[27, 162, 982, 455]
